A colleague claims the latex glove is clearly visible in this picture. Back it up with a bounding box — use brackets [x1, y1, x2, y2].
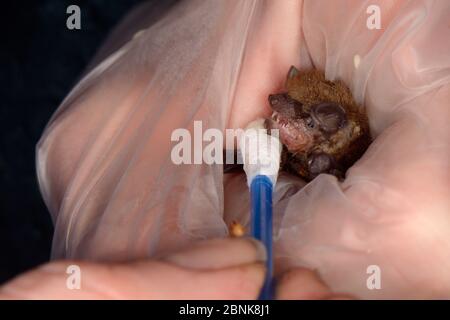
[226, 0, 450, 299]
[36, 0, 303, 260]
[0, 238, 266, 299]
[36, 0, 450, 299]
[274, 0, 450, 299]
[37, 0, 255, 260]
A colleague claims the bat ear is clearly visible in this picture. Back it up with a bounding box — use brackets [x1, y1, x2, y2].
[310, 102, 348, 134]
[285, 65, 300, 88]
[287, 65, 299, 79]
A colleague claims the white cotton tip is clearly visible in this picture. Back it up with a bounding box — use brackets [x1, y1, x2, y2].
[239, 118, 282, 187]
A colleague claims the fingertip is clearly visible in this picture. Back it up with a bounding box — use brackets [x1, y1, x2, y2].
[192, 262, 266, 300]
[162, 237, 266, 270]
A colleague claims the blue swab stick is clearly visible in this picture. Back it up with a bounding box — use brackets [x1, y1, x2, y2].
[240, 119, 281, 300]
[250, 174, 274, 299]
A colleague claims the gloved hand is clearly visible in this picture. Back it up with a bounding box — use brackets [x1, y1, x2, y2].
[226, 0, 450, 299]
[36, 0, 450, 299]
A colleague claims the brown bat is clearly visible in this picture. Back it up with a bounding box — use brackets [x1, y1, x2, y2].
[265, 66, 371, 181]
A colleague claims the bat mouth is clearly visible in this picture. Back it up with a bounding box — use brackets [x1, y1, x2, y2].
[267, 111, 313, 153]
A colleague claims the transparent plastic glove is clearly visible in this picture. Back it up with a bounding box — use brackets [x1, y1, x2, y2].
[38, 0, 265, 261]
[0, 238, 266, 299]
[37, 0, 303, 261]
[226, 0, 450, 299]
[36, 0, 450, 299]
[274, 0, 450, 299]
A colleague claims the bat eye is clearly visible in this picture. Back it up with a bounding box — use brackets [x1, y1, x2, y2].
[307, 153, 333, 176]
[304, 115, 315, 129]
[268, 94, 290, 111]
[268, 94, 281, 107]
[310, 102, 347, 134]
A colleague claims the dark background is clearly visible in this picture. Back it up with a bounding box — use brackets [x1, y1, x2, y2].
[0, 0, 180, 284]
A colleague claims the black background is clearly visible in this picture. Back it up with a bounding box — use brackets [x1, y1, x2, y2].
[0, 0, 178, 284]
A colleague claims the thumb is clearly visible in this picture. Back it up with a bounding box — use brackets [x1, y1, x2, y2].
[0, 238, 266, 299]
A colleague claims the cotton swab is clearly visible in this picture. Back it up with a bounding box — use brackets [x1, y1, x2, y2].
[239, 119, 282, 300]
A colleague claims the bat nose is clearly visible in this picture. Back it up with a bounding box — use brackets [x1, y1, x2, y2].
[268, 94, 280, 106]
